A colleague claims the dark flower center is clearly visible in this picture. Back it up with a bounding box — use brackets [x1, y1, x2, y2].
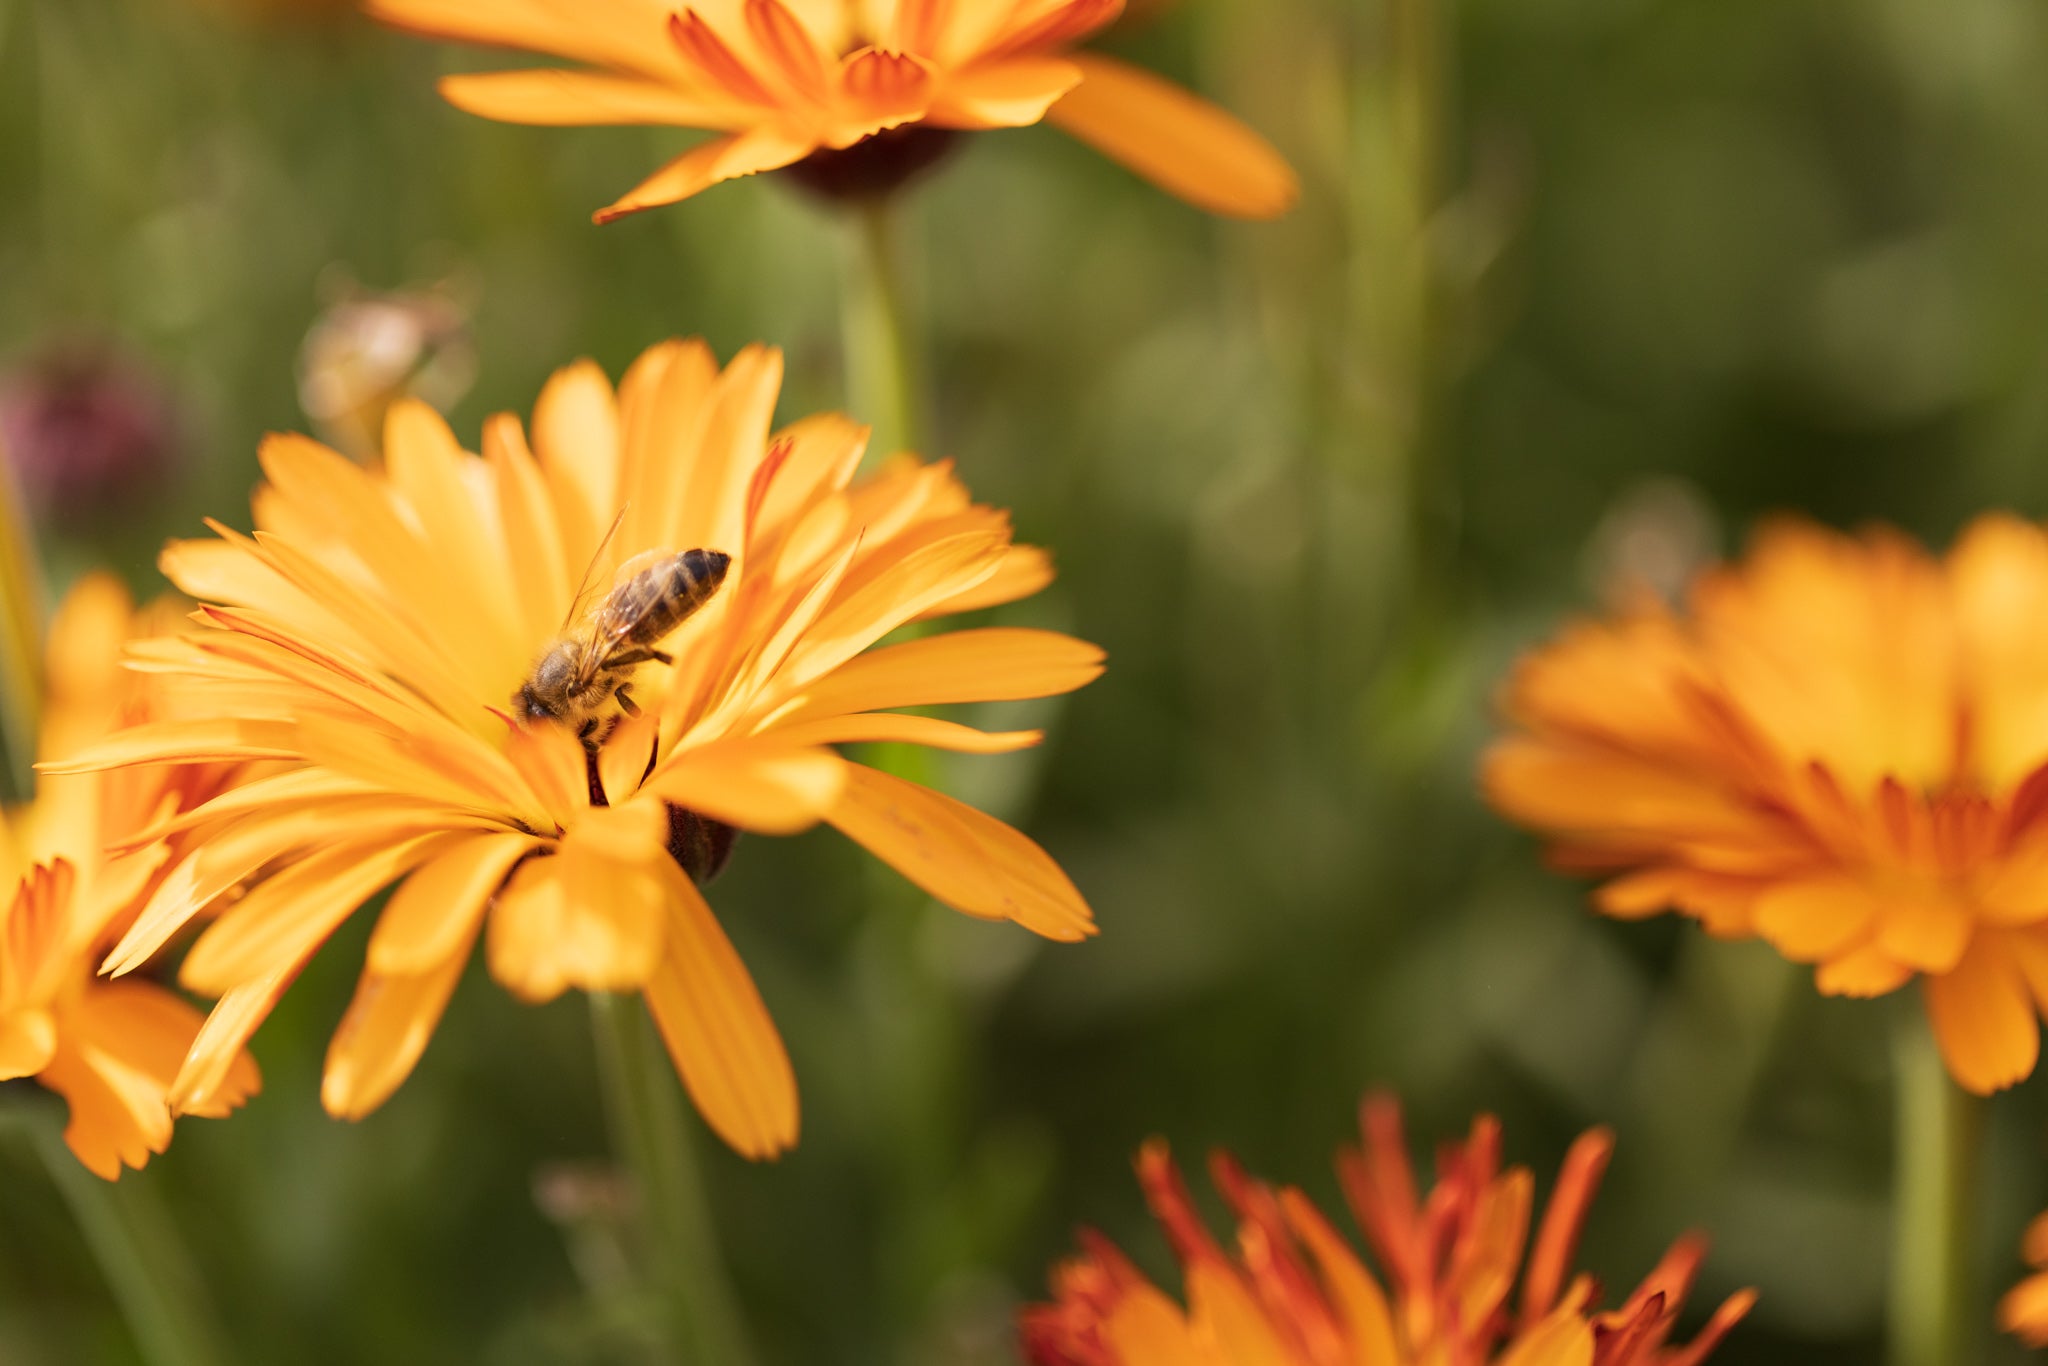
[779, 125, 963, 203]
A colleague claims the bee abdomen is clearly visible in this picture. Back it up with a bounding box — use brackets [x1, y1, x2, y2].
[622, 548, 732, 645]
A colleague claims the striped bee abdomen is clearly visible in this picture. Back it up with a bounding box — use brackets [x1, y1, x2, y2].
[614, 548, 732, 646]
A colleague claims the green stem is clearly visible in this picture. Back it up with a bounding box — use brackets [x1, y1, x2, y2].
[7, 1100, 232, 1366]
[1887, 1008, 1985, 1366]
[588, 992, 757, 1366]
[838, 199, 921, 461]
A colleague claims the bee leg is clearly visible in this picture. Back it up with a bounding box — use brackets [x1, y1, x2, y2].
[649, 649, 673, 666]
[615, 686, 642, 718]
[577, 718, 598, 742]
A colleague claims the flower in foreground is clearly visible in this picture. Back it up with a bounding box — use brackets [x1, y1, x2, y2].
[2001, 1211, 2048, 1348]
[1019, 1094, 1752, 1366]
[1484, 516, 2048, 1095]
[47, 338, 1102, 1159]
[3, 577, 258, 1178]
[366, 0, 1298, 220]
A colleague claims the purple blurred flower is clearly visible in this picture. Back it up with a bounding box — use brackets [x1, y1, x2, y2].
[0, 343, 180, 522]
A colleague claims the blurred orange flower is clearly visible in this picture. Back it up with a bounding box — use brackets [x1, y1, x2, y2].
[46, 339, 1100, 1160]
[3, 577, 258, 1179]
[366, 0, 1298, 220]
[1484, 517, 2048, 1095]
[2001, 1212, 2048, 1348]
[1020, 1095, 1752, 1366]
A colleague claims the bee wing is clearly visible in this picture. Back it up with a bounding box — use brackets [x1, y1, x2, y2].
[560, 505, 632, 634]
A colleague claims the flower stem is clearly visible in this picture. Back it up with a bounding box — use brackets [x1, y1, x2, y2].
[5, 1098, 232, 1366]
[1887, 1008, 1985, 1366]
[588, 992, 757, 1366]
[838, 198, 921, 461]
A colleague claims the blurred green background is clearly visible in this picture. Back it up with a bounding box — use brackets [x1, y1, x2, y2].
[8, 0, 2048, 1361]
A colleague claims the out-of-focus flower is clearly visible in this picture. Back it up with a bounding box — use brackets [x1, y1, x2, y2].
[0, 343, 180, 523]
[365, 0, 1298, 219]
[297, 281, 476, 460]
[2001, 1212, 2048, 1348]
[3, 577, 259, 1179]
[1020, 1094, 1752, 1366]
[1485, 516, 2048, 1095]
[47, 338, 1101, 1160]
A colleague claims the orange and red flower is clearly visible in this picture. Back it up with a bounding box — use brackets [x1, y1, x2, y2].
[1021, 1095, 1752, 1366]
[366, 0, 1298, 220]
[1486, 516, 2048, 1096]
[2, 577, 258, 1179]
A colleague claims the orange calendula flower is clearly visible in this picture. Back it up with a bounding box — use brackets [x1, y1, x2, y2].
[4, 577, 259, 1179]
[2001, 1211, 2048, 1348]
[365, 0, 1298, 220]
[46, 339, 1101, 1160]
[1485, 515, 2048, 1096]
[1020, 1095, 1752, 1366]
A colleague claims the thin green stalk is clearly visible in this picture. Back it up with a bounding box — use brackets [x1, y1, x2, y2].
[588, 992, 757, 1366]
[6, 1101, 232, 1366]
[1888, 1009, 1985, 1366]
[838, 199, 921, 461]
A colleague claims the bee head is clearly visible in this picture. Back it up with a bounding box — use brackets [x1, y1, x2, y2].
[515, 682, 556, 721]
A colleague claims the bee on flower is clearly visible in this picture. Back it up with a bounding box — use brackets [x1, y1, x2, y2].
[1484, 515, 2048, 1095]
[2, 577, 259, 1179]
[365, 0, 1299, 219]
[1020, 1094, 1752, 1366]
[45, 339, 1103, 1160]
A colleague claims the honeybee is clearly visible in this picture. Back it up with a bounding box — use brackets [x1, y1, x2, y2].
[516, 545, 732, 739]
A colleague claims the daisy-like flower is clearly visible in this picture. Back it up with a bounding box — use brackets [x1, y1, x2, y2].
[1485, 516, 2048, 1095]
[4, 576, 259, 1179]
[365, 0, 1299, 220]
[46, 339, 1102, 1160]
[1019, 1094, 1752, 1366]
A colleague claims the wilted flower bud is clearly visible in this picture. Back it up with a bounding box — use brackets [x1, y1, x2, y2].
[0, 342, 180, 523]
[296, 282, 475, 459]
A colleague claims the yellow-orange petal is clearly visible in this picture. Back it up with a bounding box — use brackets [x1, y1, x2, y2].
[825, 762, 1095, 941]
[646, 739, 845, 834]
[439, 68, 755, 128]
[2001, 1274, 2048, 1348]
[777, 627, 1104, 724]
[1814, 944, 1913, 998]
[169, 968, 292, 1117]
[38, 1039, 176, 1181]
[768, 712, 1044, 755]
[179, 833, 451, 997]
[928, 56, 1083, 129]
[1873, 896, 1974, 974]
[322, 933, 476, 1120]
[366, 832, 536, 976]
[487, 810, 670, 1001]
[1751, 873, 1877, 963]
[1924, 939, 2039, 1094]
[644, 865, 798, 1160]
[1496, 1308, 1596, 1366]
[1046, 53, 1298, 220]
[917, 543, 1058, 618]
[593, 125, 817, 223]
[0, 1008, 58, 1079]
